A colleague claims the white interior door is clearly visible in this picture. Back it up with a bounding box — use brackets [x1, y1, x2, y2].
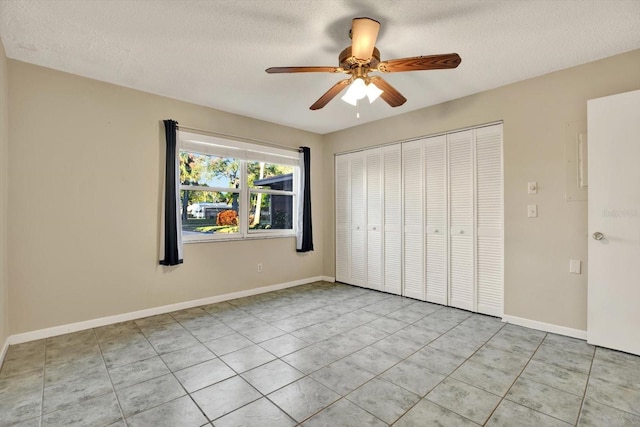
[587, 89, 640, 356]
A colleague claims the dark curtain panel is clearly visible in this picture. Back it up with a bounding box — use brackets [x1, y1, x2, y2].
[297, 146, 314, 252]
[160, 119, 183, 265]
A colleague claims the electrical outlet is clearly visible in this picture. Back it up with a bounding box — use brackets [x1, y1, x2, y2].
[528, 204, 538, 218]
[257, 263, 263, 273]
[528, 181, 538, 194]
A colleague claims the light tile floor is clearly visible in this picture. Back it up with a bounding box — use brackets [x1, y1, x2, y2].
[2, 281, 640, 426]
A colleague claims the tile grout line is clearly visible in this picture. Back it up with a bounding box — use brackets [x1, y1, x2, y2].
[478, 332, 598, 426]
[574, 346, 596, 425]
[38, 338, 47, 427]
[166, 300, 344, 425]
[292, 295, 473, 425]
[136, 314, 213, 424]
[476, 331, 548, 426]
[503, 336, 598, 425]
[269, 305, 484, 425]
[215, 286, 379, 424]
[190, 283, 398, 424]
[92, 328, 129, 427]
[391, 317, 509, 426]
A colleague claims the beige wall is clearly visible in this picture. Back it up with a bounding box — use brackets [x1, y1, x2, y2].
[323, 49, 640, 331]
[6, 48, 640, 338]
[8, 61, 324, 334]
[0, 40, 9, 348]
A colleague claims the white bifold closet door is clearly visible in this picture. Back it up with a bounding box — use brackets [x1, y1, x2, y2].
[383, 145, 402, 295]
[350, 153, 367, 287]
[335, 148, 401, 293]
[336, 123, 503, 316]
[403, 141, 425, 300]
[335, 155, 350, 284]
[448, 130, 475, 311]
[424, 135, 448, 305]
[475, 124, 504, 316]
[366, 149, 383, 291]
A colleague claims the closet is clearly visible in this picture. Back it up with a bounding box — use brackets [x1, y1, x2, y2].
[335, 145, 402, 294]
[335, 123, 503, 316]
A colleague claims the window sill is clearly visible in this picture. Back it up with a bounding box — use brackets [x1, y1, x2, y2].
[183, 233, 296, 244]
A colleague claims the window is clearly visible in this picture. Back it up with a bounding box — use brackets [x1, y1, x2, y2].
[178, 131, 299, 242]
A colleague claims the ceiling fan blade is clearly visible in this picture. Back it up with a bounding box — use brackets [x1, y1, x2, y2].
[351, 17, 380, 61]
[369, 76, 407, 107]
[377, 53, 461, 73]
[266, 66, 342, 74]
[310, 79, 351, 110]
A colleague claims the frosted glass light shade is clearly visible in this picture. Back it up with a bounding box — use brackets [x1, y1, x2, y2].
[341, 92, 358, 106]
[341, 78, 366, 106]
[366, 83, 383, 103]
[349, 78, 367, 99]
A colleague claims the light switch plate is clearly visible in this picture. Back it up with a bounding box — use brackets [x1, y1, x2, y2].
[528, 181, 538, 194]
[528, 204, 538, 218]
[570, 260, 582, 274]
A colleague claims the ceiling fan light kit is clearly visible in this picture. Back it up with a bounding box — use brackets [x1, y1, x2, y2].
[341, 76, 383, 106]
[266, 17, 461, 113]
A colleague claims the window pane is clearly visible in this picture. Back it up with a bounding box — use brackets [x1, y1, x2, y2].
[181, 190, 240, 235]
[247, 161, 294, 190]
[249, 193, 293, 230]
[180, 151, 240, 189]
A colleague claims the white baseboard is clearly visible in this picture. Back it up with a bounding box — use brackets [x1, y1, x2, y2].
[0, 336, 8, 368]
[502, 314, 587, 340]
[8, 276, 327, 345]
[321, 276, 335, 283]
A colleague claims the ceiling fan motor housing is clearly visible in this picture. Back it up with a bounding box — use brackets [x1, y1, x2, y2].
[339, 46, 381, 69]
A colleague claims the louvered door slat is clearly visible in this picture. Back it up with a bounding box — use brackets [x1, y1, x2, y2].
[425, 135, 448, 305]
[448, 130, 474, 311]
[476, 124, 503, 316]
[383, 145, 402, 295]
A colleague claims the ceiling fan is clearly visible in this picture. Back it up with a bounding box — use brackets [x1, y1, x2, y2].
[266, 17, 461, 111]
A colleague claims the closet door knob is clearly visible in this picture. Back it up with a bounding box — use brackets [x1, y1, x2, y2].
[459, 230, 464, 234]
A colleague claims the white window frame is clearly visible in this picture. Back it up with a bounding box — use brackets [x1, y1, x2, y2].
[179, 131, 299, 243]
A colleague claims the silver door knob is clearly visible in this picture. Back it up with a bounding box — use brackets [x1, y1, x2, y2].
[592, 232, 604, 240]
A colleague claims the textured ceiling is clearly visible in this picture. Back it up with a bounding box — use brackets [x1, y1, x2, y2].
[1, 0, 639, 134]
